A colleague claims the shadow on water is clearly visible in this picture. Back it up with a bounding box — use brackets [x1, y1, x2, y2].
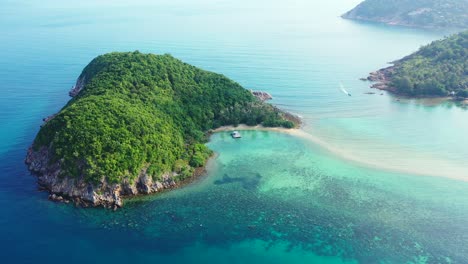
[214, 173, 262, 190]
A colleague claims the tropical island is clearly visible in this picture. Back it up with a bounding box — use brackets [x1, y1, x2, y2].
[342, 0, 468, 29]
[26, 51, 298, 209]
[366, 30, 467, 98]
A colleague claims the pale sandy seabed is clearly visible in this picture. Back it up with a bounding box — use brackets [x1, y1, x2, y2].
[213, 124, 468, 182]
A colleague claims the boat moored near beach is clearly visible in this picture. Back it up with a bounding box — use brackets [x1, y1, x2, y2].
[231, 131, 242, 138]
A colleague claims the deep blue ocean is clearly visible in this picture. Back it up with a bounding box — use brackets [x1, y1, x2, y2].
[1, 1, 468, 263]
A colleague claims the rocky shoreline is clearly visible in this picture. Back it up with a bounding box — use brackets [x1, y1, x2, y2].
[364, 67, 466, 102]
[25, 77, 209, 210]
[25, 144, 211, 209]
[25, 145, 186, 209]
[342, 14, 423, 29]
[341, 8, 462, 30]
[26, 119, 297, 210]
[26, 74, 298, 209]
[366, 66, 396, 92]
[68, 76, 85, 97]
[252, 91, 273, 101]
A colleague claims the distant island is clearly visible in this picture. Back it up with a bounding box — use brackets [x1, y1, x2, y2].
[342, 0, 468, 29]
[366, 30, 467, 98]
[26, 52, 298, 209]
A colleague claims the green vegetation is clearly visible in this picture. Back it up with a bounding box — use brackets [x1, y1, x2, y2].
[33, 52, 294, 184]
[343, 0, 468, 29]
[388, 31, 467, 96]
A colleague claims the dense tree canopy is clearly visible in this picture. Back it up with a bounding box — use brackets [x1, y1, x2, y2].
[388, 31, 467, 96]
[343, 0, 468, 29]
[33, 52, 294, 184]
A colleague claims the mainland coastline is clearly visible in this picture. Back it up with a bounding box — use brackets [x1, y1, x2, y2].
[342, 0, 468, 30]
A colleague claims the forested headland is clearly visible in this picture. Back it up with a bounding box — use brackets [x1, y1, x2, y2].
[26, 51, 297, 208]
[368, 31, 467, 97]
[343, 0, 468, 29]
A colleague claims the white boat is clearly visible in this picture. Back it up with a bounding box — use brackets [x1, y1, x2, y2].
[231, 131, 241, 138]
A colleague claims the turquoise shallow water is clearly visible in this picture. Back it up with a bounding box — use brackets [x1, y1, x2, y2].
[1, 0, 468, 263]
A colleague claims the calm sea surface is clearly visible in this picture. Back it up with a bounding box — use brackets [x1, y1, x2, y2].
[1, 1, 468, 263]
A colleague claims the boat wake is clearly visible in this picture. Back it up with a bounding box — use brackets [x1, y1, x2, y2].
[339, 82, 352, 96]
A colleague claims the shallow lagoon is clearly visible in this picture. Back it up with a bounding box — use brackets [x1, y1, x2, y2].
[4, 131, 468, 263]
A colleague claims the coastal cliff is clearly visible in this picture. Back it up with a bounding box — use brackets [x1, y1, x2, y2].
[26, 51, 297, 208]
[26, 145, 180, 209]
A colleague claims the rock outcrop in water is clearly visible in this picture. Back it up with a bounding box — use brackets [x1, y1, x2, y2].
[26, 51, 297, 209]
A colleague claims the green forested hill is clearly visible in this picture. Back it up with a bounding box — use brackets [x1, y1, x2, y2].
[370, 31, 468, 97]
[343, 0, 468, 29]
[32, 52, 294, 185]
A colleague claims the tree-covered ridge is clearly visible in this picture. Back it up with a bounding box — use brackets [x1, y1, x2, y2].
[33, 52, 295, 185]
[343, 0, 468, 29]
[382, 31, 467, 96]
